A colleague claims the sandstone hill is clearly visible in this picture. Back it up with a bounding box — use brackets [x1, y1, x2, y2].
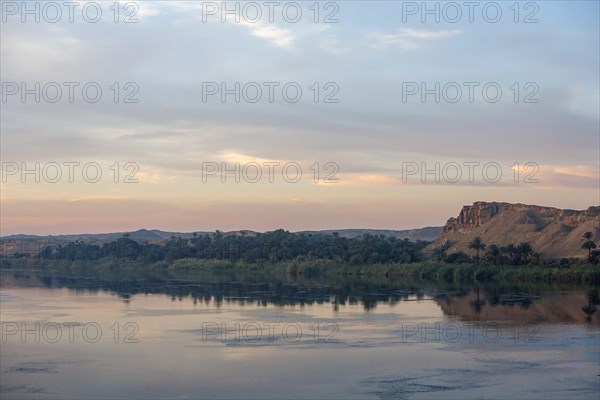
[430, 202, 599, 259]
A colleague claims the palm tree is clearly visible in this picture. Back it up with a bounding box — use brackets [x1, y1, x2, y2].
[518, 242, 533, 264]
[531, 252, 541, 265]
[433, 241, 452, 262]
[500, 244, 517, 265]
[486, 244, 500, 265]
[470, 286, 486, 313]
[582, 231, 597, 262]
[433, 247, 445, 262]
[468, 237, 486, 265]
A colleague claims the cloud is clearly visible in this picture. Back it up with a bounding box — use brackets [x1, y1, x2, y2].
[239, 20, 296, 48]
[1, 2, 597, 235]
[135, 1, 164, 19]
[216, 151, 283, 165]
[69, 195, 129, 202]
[564, 85, 600, 120]
[335, 173, 399, 186]
[400, 28, 464, 40]
[138, 1, 296, 48]
[319, 37, 353, 55]
[0, 31, 84, 79]
[552, 165, 599, 179]
[365, 28, 463, 50]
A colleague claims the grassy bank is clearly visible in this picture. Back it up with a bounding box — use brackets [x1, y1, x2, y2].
[2, 257, 599, 284]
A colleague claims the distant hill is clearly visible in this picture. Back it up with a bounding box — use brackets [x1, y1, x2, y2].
[6, 200, 598, 260]
[0, 227, 442, 256]
[429, 202, 600, 259]
[0, 229, 204, 256]
[1, 229, 206, 242]
[299, 227, 442, 241]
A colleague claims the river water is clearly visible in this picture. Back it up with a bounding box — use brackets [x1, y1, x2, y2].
[1, 271, 598, 399]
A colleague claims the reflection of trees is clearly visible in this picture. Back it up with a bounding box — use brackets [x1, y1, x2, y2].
[470, 287, 485, 313]
[4, 271, 471, 311]
[2, 272, 596, 321]
[582, 289, 599, 322]
[437, 286, 598, 324]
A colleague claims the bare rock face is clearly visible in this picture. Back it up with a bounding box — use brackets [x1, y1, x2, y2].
[444, 202, 501, 233]
[432, 202, 600, 259]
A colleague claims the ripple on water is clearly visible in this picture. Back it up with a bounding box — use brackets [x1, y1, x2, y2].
[361, 369, 487, 400]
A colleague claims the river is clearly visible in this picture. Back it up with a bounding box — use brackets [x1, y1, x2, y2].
[1, 271, 598, 399]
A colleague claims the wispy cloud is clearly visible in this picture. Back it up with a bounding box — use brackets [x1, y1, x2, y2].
[139, 1, 296, 48]
[551, 165, 599, 179]
[239, 20, 296, 48]
[335, 173, 399, 186]
[365, 28, 463, 50]
[1, 1, 597, 234]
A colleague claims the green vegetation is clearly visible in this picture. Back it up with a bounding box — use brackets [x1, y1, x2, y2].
[2, 230, 598, 284]
[2, 257, 599, 285]
[468, 236, 486, 265]
[582, 231, 597, 262]
[31, 230, 428, 264]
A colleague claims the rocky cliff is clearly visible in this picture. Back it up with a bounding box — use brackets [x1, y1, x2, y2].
[431, 202, 600, 258]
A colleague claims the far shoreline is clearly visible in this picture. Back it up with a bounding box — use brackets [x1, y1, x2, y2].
[2, 258, 598, 285]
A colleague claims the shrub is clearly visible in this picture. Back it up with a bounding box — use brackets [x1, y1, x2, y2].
[445, 252, 472, 264]
[169, 258, 234, 272]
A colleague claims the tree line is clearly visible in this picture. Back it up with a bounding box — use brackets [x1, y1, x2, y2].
[34, 230, 429, 264]
[435, 231, 598, 266]
[15, 230, 599, 267]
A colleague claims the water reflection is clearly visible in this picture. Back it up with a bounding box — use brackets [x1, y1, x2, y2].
[582, 294, 598, 322]
[1, 270, 598, 399]
[2, 271, 598, 325]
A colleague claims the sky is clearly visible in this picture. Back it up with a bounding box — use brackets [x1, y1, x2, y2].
[1, 0, 599, 235]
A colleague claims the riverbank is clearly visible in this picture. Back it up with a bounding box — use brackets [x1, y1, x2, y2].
[2, 257, 599, 284]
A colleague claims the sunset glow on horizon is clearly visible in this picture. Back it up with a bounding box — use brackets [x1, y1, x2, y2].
[1, 1, 598, 236]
